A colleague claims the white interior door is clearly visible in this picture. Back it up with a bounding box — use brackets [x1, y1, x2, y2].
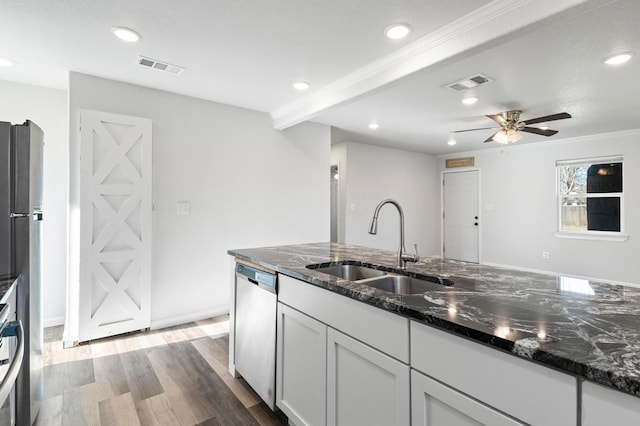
[443, 170, 479, 263]
[78, 110, 152, 342]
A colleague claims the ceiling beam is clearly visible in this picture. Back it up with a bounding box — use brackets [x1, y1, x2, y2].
[271, 0, 594, 130]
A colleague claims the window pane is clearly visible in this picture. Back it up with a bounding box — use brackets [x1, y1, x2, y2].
[587, 163, 622, 193]
[587, 197, 621, 231]
[559, 165, 587, 194]
[561, 197, 587, 231]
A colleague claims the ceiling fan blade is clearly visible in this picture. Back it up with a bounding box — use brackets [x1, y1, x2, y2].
[521, 127, 559, 137]
[451, 127, 496, 134]
[483, 132, 500, 143]
[486, 114, 507, 125]
[521, 112, 571, 126]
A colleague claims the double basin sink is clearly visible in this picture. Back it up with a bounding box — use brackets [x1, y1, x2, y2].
[306, 262, 453, 295]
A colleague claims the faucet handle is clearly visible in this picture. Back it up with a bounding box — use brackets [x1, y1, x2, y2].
[402, 244, 420, 265]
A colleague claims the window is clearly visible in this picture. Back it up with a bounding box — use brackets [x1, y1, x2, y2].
[556, 156, 625, 239]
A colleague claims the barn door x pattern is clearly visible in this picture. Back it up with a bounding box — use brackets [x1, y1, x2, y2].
[80, 111, 152, 342]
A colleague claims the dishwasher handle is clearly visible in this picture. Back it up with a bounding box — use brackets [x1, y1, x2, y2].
[236, 263, 277, 294]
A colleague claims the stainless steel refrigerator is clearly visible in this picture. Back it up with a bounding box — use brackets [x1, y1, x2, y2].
[0, 120, 43, 425]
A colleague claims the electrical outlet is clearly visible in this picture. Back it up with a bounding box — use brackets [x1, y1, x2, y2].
[177, 202, 190, 215]
[542, 251, 549, 259]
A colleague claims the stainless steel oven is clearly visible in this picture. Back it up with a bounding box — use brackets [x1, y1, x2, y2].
[0, 299, 24, 426]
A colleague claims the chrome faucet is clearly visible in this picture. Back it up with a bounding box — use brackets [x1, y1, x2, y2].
[368, 199, 419, 269]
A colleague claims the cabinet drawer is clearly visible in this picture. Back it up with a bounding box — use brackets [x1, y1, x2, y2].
[582, 381, 640, 425]
[279, 274, 409, 363]
[412, 369, 525, 426]
[410, 321, 577, 426]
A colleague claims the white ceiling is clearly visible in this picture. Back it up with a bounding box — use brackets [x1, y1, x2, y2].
[1, 0, 638, 155]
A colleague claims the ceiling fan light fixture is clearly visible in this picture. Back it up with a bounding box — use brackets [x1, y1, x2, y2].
[493, 128, 521, 144]
[604, 52, 634, 65]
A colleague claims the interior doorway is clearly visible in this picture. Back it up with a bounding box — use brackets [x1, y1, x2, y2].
[330, 165, 339, 242]
[442, 169, 480, 263]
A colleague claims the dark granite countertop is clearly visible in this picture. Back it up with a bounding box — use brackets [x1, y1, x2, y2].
[0, 275, 18, 303]
[228, 242, 640, 398]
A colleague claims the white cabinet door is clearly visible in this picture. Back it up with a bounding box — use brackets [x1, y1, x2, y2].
[411, 321, 577, 425]
[276, 303, 327, 426]
[582, 381, 640, 425]
[326, 328, 410, 426]
[411, 370, 525, 426]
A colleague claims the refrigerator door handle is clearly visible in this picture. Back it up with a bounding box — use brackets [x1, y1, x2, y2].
[9, 213, 30, 219]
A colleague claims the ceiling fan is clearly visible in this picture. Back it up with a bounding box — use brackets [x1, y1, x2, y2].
[452, 110, 572, 144]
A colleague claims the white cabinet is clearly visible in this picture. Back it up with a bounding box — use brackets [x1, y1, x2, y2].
[582, 381, 640, 425]
[276, 275, 411, 426]
[327, 329, 409, 426]
[278, 274, 409, 362]
[411, 369, 524, 426]
[276, 303, 326, 426]
[410, 320, 577, 426]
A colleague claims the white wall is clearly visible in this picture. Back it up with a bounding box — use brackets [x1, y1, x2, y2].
[439, 130, 640, 284]
[0, 80, 68, 326]
[68, 72, 330, 329]
[333, 141, 440, 256]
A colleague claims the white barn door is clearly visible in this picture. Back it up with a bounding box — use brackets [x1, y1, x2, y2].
[78, 110, 152, 342]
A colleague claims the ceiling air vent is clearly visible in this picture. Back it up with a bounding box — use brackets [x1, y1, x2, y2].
[444, 73, 493, 92]
[138, 56, 185, 75]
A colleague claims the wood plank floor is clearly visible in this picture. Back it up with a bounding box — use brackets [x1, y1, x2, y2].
[36, 315, 287, 426]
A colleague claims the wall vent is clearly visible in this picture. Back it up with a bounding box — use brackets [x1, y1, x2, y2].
[444, 73, 493, 91]
[138, 56, 185, 75]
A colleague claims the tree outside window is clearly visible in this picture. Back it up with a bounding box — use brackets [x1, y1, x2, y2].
[557, 158, 623, 233]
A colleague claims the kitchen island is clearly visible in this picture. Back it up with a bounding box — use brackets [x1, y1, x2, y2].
[228, 242, 640, 425]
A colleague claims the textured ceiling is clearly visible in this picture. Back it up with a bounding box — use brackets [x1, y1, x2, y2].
[1, 0, 637, 154]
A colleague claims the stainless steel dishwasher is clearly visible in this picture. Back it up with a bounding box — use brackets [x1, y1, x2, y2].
[234, 262, 277, 410]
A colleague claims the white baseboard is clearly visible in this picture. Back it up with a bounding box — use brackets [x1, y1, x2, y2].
[150, 306, 230, 331]
[43, 316, 65, 328]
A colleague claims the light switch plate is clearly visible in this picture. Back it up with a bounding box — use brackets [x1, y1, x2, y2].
[177, 202, 190, 215]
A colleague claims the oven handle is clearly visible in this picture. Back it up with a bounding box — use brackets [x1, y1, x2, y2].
[0, 320, 24, 406]
[0, 304, 9, 334]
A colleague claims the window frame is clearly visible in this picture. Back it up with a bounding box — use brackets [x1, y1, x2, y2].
[554, 156, 628, 242]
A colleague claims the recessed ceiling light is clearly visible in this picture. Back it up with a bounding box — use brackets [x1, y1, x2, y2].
[447, 135, 457, 146]
[0, 57, 15, 67]
[384, 24, 410, 40]
[462, 97, 478, 105]
[368, 122, 380, 130]
[111, 26, 141, 43]
[293, 81, 310, 91]
[0, 57, 16, 67]
[604, 52, 633, 65]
